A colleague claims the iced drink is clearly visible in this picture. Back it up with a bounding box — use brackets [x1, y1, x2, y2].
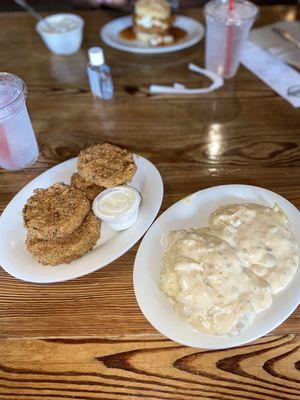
[0, 73, 39, 170]
[204, 0, 258, 78]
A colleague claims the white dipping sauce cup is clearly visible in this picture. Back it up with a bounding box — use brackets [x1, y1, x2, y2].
[93, 186, 142, 231]
[36, 14, 84, 56]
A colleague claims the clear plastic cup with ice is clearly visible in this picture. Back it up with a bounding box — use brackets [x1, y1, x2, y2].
[204, 0, 258, 78]
[0, 73, 39, 170]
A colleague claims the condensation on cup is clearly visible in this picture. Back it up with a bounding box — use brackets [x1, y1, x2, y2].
[204, 0, 258, 79]
[0, 73, 39, 170]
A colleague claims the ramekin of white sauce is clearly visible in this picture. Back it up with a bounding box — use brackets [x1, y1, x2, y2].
[92, 186, 142, 231]
[36, 14, 84, 55]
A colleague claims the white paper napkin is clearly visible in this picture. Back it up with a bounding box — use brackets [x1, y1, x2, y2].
[250, 21, 300, 70]
[149, 63, 224, 94]
[241, 41, 300, 108]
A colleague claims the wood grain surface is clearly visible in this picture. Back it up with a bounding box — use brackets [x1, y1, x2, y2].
[0, 5, 299, 400]
[0, 334, 299, 400]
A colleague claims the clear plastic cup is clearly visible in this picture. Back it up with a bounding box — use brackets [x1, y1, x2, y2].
[204, 0, 258, 78]
[0, 73, 39, 171]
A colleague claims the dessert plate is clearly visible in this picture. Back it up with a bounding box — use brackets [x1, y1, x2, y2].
[134, 185, 300, 349]
[100, 15, 204, 54]
[0, 155, 163, 283]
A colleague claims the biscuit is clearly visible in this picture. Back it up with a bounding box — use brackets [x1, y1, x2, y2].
[77, 143, 136, 188]
[135, 0, 170, 20]
[23, 183, 90, 240]
[71, 173, 104, 201]
[26, 211, 101, 266]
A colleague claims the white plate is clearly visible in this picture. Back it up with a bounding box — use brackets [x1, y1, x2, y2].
[0, 155, 163, 284]
[100, 15, 204, 54]
[134, 184, 300, 349]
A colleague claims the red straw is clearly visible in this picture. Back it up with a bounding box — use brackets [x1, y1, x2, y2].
[224, 0, 235, 77]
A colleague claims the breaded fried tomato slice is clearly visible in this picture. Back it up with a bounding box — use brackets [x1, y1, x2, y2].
[77, 143, 136, 188]
[71, 173, 104, 201]
[26, 211, 101, 265]
[23, 183, 90, 240]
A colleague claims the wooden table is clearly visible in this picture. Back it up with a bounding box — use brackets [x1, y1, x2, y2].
[0, 6, 299, 400]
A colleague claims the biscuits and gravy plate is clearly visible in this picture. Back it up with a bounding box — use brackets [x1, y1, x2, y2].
[0, 145, 163, 283]
[133, 185, 300, 349]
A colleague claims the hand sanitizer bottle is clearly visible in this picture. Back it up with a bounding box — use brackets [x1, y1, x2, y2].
[87, 47, 114, 100]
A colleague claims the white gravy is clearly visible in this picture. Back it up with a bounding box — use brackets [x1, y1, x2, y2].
[160, 228, 273, 336]
[209, 203, 299, 294]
